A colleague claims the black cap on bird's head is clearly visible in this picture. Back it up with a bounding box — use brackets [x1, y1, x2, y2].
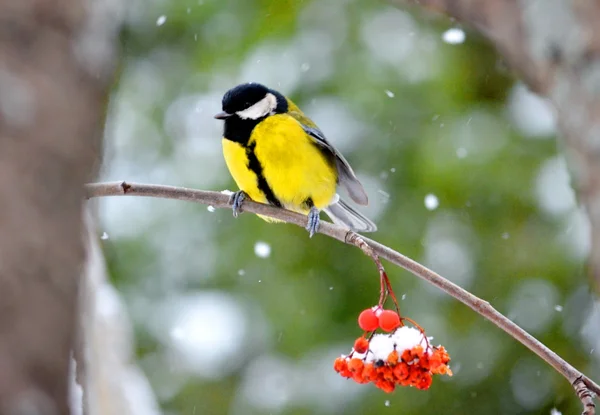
[214, 82, 288, 121]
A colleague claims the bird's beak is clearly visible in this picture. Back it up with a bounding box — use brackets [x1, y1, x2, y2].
[214, 111, 232, 120]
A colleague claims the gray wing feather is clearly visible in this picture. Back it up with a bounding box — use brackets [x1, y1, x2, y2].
[303, 125, 369, 206]
[324, 198, 377, 233]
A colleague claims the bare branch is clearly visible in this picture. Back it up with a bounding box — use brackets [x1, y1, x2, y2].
[85, 181, 600, 410]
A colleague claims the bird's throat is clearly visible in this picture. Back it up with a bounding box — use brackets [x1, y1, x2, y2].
[223, 116, 264, 146]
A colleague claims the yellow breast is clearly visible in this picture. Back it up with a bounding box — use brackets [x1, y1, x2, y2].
[222, 138, 268, 204]
[251, 114, 337, 213]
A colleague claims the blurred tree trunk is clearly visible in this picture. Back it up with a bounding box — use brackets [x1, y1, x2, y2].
[0, 0, 118, 413]
[76, 211, 161, 415]
[399, 0, 600, 291]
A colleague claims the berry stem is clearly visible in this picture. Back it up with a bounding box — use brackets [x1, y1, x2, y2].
[381, 270, 401, 317]
[348, 233, 402, 319]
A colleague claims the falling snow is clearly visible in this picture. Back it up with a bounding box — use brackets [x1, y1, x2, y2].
[100, 232, 109, 240]
[424, 194, 439, 211]
[207, 205, 215, 213]
[385, 90, 395, 98]
[156, 15, 167, 26]
[442, 28, 466, 44]
[378, 189, 390, 202]
[554, 305, 563, 312]
[254, 241, 271, 258]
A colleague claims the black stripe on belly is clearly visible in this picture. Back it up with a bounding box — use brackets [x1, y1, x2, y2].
[246, 142, 282, 208]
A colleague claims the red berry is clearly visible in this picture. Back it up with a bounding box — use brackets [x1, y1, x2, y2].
[358, 308, 379, 331]
[353, 336, 369, 354]
[378, 310, 401, 332]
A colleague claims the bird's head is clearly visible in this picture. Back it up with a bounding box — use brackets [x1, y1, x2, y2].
[214, 82, 288, 121]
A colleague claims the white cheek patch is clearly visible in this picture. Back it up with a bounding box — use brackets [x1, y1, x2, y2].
[236, 93, 277, 120]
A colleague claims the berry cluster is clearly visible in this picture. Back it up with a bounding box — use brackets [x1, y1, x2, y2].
[334, 327, 452, 393]
[332, 259, 451, 394]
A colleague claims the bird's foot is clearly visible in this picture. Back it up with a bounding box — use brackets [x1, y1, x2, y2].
[306, 207, 320, 238]
[229, 190, 247, 218]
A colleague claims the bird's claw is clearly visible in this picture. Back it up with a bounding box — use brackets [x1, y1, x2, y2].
[306, 207, 320, 238]
[230, 191, 247, 218]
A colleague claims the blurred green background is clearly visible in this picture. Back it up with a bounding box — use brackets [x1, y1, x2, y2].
[98, 0, 600, 414]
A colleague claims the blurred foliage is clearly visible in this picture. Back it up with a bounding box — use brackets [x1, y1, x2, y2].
[99, 0, 600, 414]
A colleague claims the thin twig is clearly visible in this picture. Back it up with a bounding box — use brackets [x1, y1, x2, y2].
[346, 233, 400, 316]
[85, 181, 600, 409]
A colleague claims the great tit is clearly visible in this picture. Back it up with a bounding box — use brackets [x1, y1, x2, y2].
[215, 82, 377, 237]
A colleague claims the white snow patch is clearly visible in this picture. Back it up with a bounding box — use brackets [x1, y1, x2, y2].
[254, 241, 271, 258]
[156, 15, 167, 26]
[69, 354, 82, 415]
[424, 194, 439, 211]
[349, 327, 430, 363]
[442, 28, 465, 44]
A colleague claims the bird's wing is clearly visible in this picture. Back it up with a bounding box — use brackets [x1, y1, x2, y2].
[286, 102, 369, 206]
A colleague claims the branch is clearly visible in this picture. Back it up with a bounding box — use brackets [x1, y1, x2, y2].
[86, 181, 600, 410]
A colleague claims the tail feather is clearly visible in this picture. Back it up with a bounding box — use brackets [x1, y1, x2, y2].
[324, 198, 377, 233]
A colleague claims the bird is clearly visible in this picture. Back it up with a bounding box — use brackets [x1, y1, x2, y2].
[214, 82, 377, 237]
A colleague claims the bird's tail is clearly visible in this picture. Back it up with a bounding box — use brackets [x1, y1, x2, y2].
[324, 198, 377, 233]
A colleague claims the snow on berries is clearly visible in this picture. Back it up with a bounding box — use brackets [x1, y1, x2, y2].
[334, 326, 452, 392]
